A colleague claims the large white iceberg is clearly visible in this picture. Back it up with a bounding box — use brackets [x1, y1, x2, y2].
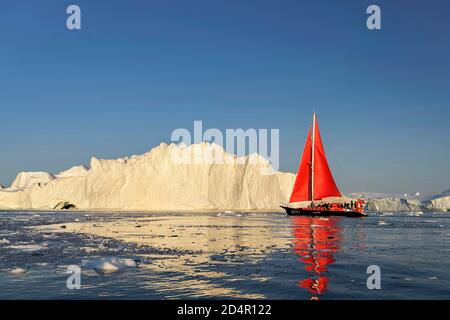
[0, 142, 295, 211]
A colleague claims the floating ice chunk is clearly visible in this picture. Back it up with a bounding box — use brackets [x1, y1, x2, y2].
[9, 268, 27, 275]
[7, 243, 48, 252]
[0, 238, 10, 244]
[81, 257, 137, 274]
[111, 258, 137, 267]
[81, 247, 99, 254]
[36, 262, 48, 267]
[93, 261, 119, 273]
[42, 234, 57, 239]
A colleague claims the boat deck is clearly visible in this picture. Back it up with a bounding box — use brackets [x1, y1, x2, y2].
[281, 206, 367, 218]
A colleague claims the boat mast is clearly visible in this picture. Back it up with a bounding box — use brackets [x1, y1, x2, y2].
[311, 113, 316, 201]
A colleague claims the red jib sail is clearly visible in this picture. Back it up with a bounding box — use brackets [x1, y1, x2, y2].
[289, 114, 341, 203]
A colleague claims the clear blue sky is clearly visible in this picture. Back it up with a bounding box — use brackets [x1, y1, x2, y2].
[1, 0, 449, 195]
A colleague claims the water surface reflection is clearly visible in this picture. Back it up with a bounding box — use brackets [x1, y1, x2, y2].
[292, 217, 343, 299]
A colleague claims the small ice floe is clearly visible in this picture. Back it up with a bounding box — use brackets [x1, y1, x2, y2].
[12, 217, 31, 222]
[74, 218, 80, 222]
[0, 238, 10, 244]
[81, 257, 138, 274]
[8, 268, 27, 275]
[377, 220, 389, 226]
[217, 213, 222, 217]
[36, 262, 48, 267]
[81, 247, 99, 254]
[428, 276, 438, 280]
[42, 233, 57, 239]
[381, 212, 394, 216]
[7, 243, 48, 252]
[219, 211, 242, 217]
[403, 278, 413, 281]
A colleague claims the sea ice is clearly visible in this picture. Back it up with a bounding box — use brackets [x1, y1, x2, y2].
[81, 247, 99, 254]
[36, 262, 49, 267]
[81, 257, 138, 274]
[7, 243, 48, 252]
[8, 268, 27, 275]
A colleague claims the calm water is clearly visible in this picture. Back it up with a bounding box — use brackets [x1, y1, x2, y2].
[0, 210, 449, 299]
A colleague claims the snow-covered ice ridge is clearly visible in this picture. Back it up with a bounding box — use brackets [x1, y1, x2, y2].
[0, 143, 295, 211]
[0, 142, 448, 212]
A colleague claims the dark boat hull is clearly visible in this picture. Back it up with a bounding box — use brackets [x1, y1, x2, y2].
[281, 206, 366, 218]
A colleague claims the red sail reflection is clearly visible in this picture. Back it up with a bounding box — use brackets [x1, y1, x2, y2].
[292, 216, 343, 299]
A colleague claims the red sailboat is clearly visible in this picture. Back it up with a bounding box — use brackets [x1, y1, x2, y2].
[281, 113, 366, 217]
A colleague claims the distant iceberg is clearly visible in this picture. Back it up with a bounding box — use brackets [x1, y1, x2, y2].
[346, 190, 449, 213]
[361, 194, 449, 213]
[365, 197, 422, 212]
[421, 190, 450, 211]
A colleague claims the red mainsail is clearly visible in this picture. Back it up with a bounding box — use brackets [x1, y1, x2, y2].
[289, 114, 341, 203]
